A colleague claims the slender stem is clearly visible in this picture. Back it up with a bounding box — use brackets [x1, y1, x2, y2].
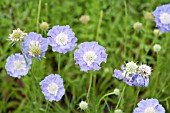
[87, 71, 93, 102]
[123, 0, 128, 60]
[96, 10, 103, 41]
[115, 83, 127, 109]
[96, 92, 115, 111]
[58, 54, 61, 74]
[36, 0, 42, 33]
[133, 88, 140, 109]
[45, 101, 49, 113]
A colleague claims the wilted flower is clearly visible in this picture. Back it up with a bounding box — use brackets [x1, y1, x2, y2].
[40, 22, 49, 31]
[74, 42, 107, 72]
[40, 74, 65, 102]
[144, 12, 154, 21]
[153, 29, 163, 36]
[47, 25, 77, 54]
[22, 32, 48, 60]
[133, 22, 142, 31]
[80, 15, 90, 24]
[133, 98, 165, 113]
[8, 28, 27, 43]
[113, 62, 151, 87]
[79, 101, 88, 110]
[114, 109, 123, 113]
[153, 44, 161, 52]
[153, 4, 170, 33]
[5, 53, 31, 78]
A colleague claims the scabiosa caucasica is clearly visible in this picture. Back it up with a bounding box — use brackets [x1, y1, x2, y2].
[40, 74, 65, 102]
[5, 53, 31, 78]
[74, 42, 107, 72]
[8, 28, 27, 44]
[113, 62, 151, 87]
[153, 4, 170, 33]
[22, 32, 48, 60]
[47, 25, 77, 54]
[133, 98, 165, 113]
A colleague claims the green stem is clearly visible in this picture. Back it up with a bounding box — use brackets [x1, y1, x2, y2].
[123, 0, 128, 60]
[96, 10, 103, 41]
[87, 71, 93, 106]
[36, 0, 42, 33]
[45, 101, 49, 113]
[115, 83, 127, 109]
[58, 54, 61, 74]
[96, 92, 115, 111]
[133, 88, 140, 109]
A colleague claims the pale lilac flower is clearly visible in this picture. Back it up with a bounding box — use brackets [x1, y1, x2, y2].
[5, 53, 31, 78]
[22, 32, 48, 60]
[153, 4, 170, 33]
[74, 42, 107, 72]
[40, 74, 65, 102]
[133, 98, 165, 113]
[47, 25, 77, 54]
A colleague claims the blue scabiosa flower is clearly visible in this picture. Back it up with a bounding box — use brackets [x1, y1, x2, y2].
[22, 32, 48, 60]
[153, 4, 170, 33]
[40, 74, 65, 102]
[133, 98, 165, 113]
[5, 53, 31, 78]
[112, 62, 151, 87]
[47, 25, 77, 54]
[74, 42, 107, 72]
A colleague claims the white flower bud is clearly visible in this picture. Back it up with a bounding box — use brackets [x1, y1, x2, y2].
[125, 61, 138, 74]
[133, 22, 142, 31]
[144, 12, 154, 21]
[153, 44, 161, 52]
[79, 101, 88, 110]
[153, 29, 163, 36]
[40, 22, 49, 31]
[113, 88, 120, 96]
[114, 109, 123, 113]
[80, 15, 90, 24]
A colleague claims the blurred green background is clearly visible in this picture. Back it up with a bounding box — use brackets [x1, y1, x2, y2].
[0, 0, 170, 113]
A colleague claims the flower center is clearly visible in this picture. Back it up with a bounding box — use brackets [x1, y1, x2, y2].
[144, 107, 156, 113]
[55, 33, 68, 46]
[47, 82, 58, 95]
[29, 41, 41, 57]
[13, 32, 22, 40]
[14, 60, 24, 70]
[125, 62, 138, 74]
[83, 51, 97, 66]
[160, 13, 170, 24]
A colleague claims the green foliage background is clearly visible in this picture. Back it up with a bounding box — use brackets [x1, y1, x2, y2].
[0, 0, 170, 113]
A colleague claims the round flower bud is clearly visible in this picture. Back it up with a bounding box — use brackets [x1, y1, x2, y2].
[153, 29, 163, 36]
[153, 44, 161, 52]
[133, 22, 142, 31]
[144, 12, 154, 21]
[113, 88, 120, 96]
[40, 22, 49, 31]
[114, 109, 123, 113]
[79, 101, 88, 110]
[80, 15, 90, 24]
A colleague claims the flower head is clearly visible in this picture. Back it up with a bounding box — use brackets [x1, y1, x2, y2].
[133, 22, 142, 31]
[144, 12, 154, 21]
[153, 4, 170, 33]
[40, 22, 49, 31]
[8, 28, 27, 43]
[113, 88, 120, 96]
[47, 25, 77, 54]
[80, 15, 90, 24]
[133, 98, 165, 113]
[113, 63, 151, 87]
[153, 44, 161, 52]
[22, 32, 48, 60]
[79, 101, 88, 110]
[5, 53, 31, 78]
[74, 42, 107, 72]
[153, 29, 163, 36]
[40, 74, 65, 102]
[114, 109, 123, 113]
[138, 64, 152, 77]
